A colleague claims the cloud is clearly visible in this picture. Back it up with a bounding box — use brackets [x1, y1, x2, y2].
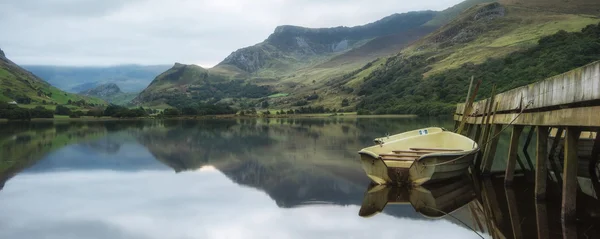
[0, 169, 487, 239]
[0, 0, 463, 66]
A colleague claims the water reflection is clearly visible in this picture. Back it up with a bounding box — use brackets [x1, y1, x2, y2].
[0, 118, 598, 238]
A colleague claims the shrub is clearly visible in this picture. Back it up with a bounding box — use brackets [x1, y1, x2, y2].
[54, 105, 72, 115]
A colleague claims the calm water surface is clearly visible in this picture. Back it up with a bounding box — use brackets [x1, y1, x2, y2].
[0, 118, 598, 239]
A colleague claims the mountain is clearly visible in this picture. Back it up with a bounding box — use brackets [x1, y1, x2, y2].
[217, 11, 438, 75]
[22, 64, 171, 93]
[78, 83, 137, 105]
[132, 63, 270, 107]
[136, 0, 600, 111]
[0, 48, 105, 105]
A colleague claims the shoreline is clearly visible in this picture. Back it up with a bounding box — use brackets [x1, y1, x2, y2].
[0, 113, 418, 122]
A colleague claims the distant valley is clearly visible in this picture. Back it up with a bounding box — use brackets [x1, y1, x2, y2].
[22, 65, 171, 93]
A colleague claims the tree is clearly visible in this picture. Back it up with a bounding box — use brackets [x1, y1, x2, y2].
[67, 99, 72, 105]
[341, 99, 350, 107]
[30, 106, 54, 118]
[261, 100, 269, 109]
[163, 108, 181, 117]
[55, 105, 72, 115]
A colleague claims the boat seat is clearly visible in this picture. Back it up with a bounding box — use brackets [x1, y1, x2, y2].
[410, 148, 464, 152]
[380, 157, 417, 161]
[380, 153, 421, 158]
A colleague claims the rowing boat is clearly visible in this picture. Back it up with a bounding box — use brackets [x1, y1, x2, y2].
[359, 127, 479, 186]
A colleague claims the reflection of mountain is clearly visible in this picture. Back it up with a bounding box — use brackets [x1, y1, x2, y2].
[0, 122, 108, 190]
[135, 118, 455, 219]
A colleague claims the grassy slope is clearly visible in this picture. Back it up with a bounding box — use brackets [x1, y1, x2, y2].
[346, 3, 600, 90]
[414, 5, 600, 76]
[0, 58, 106, 106]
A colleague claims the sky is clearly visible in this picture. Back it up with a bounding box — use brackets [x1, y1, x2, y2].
[0, 0, 463, 67]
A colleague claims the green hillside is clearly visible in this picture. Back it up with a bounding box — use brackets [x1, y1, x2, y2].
[0, 49, 105, 106]
[357, 23, 600, 115]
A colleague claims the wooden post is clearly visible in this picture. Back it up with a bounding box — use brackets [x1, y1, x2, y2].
[478, 98, 492, 146]
[457, 80, 482, 134]
[466, 76, 474, 105]
[562, 127, 580, 222]
[535, 202, 549, 239]
[506, 187, 522, 239]
[466, 123, 475, 138]
[480, 86, 496, 146]
[505, 125, 524, 185]
[549, 127, 564, 186]
[536, 126, 549, 201]
[473, 125, 483, 143]
[482, 124, 503, 174]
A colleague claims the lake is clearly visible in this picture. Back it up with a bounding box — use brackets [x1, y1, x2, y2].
[0, 117, 598, 239]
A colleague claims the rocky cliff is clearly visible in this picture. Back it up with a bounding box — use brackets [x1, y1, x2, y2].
[79, 83, 122, 98]
[217, 11, 437, 73]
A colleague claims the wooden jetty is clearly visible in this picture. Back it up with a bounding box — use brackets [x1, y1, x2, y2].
[454, 60, 600, 222]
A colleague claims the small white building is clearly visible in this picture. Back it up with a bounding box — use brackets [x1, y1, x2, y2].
[7, 101, 17, 105]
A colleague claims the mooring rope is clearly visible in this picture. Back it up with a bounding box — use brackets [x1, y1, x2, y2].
[421, 101, 533, 167]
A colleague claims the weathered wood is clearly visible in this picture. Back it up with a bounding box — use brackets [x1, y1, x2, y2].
[535, 202, 549, 239]
[380, 157, 417, 161]
[456, 61, 600, 115]
[482, 124, 503, 174]
[549, 127, 564, 185]
[505, 125, 524, 185]
[561, 127, 580, 222]
[409, 148, 463, 152]
[536, 126, 550, 201]
[505, 188, 522, 239]
[466, 76, 474, 106]
[379, 154, 421, 158]
[454, 104, 600, 127]
[457, 80, 482, 134]
[392, 150, 436, 154]
[480, 85, 496, 146]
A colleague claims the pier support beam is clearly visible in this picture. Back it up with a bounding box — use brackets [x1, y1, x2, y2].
[535, 126, 549, 200]
[482, 124, 502, 174]
[505, 125, 524, 185]
[561, 127, 580, 222]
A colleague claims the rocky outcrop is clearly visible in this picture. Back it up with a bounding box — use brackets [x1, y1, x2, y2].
[432, 2, 505, 47]
[0, 48, 5, 58]
[217, 11, 437, 73]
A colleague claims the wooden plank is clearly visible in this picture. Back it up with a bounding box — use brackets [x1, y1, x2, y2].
[454, 105, 600, 127]
[381, 157, 416, 161]
[455, 61, 600, 115]
[535, 126, 550, 201]
[392, 150, 436, 154]
[410, 148, 464, 152]
[561, 127, 580, 222]
[482, 124, 503, 174]
[379, 154, 420, 158]
[505, 125, 524, 185]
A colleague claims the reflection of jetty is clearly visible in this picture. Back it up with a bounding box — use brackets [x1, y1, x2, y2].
[454, 61, 600, 223]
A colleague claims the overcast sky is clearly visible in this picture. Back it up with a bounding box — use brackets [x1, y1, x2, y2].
[0, 0, 462, 67]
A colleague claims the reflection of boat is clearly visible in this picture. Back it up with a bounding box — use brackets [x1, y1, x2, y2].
[359, 177, 476, 218]
[358, 127, 479, 185]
